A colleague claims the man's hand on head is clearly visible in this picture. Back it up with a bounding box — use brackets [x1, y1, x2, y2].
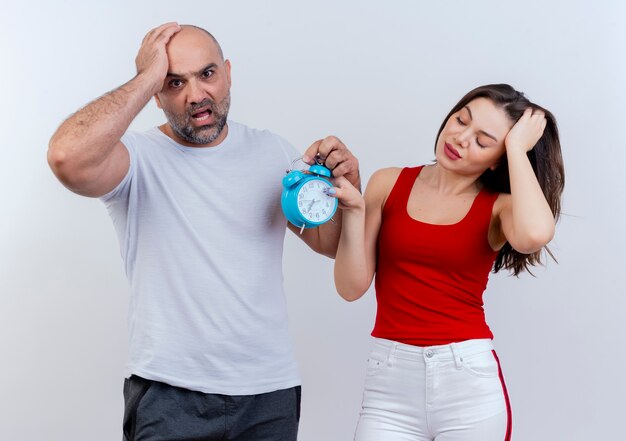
[135, 22, 181, 94]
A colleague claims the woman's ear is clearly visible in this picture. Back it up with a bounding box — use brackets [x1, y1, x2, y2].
[489, 153, 506, 171]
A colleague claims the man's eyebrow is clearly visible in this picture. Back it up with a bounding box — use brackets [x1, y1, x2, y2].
[166, 63, 218, 78]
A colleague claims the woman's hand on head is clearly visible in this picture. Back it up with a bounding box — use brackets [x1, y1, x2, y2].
[328, 176, 365, 212]
[505, 108, 547, 155]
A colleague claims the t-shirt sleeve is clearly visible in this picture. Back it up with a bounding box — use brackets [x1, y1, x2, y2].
[99, 132, 138, 204]
[274, 135, 301, 170]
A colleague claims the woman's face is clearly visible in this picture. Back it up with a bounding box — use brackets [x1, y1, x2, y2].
[435, 97, 514, 175]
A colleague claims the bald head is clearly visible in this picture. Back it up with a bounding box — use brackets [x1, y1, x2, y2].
[171, 24, 224, 61]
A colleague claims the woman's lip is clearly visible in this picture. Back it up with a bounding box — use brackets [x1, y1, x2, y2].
[444, 142, 461, 160]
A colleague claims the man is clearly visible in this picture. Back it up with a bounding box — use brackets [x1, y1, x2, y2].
[48, 22, 359, 441]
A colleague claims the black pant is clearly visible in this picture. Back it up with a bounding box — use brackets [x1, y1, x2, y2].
[123, 375, 301, 441]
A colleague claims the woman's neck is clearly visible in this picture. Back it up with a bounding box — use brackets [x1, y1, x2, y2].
[419, 163, 482, 196]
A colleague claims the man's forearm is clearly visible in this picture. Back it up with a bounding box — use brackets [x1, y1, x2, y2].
[315, 209, 344, 258]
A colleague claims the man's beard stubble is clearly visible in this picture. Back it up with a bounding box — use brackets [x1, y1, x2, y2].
[163, 93, 231, 145]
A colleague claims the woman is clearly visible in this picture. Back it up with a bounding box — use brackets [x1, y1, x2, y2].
[329, 84, 564, 440]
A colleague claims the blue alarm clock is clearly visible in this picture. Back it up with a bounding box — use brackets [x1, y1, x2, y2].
[282, 161, 338, 231]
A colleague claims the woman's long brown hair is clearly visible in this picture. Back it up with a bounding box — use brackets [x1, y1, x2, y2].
[434, 84, 565, 275]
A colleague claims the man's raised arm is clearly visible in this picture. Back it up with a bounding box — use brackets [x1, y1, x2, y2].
[48, 22, 180, 197]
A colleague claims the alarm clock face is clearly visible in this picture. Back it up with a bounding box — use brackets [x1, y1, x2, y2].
[296, 178, 337, 223]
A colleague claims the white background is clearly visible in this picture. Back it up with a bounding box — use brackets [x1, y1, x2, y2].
[1, 1, 624, 440]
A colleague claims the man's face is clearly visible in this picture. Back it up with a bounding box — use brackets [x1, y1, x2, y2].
[155, 28, 232, 147]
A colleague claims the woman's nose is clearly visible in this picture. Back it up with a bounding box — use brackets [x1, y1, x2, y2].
[455, 128, 472, 147]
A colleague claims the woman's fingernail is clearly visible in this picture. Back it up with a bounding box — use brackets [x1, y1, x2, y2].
[326, 188, 336, 195]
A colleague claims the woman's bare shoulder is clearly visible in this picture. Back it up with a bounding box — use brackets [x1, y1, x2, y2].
[365, 167, 404, 205]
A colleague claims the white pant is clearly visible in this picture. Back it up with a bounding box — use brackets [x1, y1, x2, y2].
[355, 338, 511, 441]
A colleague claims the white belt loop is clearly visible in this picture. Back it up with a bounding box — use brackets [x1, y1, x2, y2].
[450, 342, 463, 369]
[388, 342, 398, 367]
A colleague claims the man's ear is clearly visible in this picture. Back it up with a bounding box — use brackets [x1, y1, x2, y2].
[154, 93, 163, 109]
[224, 59, 232, 87]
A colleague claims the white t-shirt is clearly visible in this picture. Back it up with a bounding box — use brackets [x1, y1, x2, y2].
[101, 121, 301, 395]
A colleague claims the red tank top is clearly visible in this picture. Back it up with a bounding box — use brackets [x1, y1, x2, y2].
[372, 166, 500, 346]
